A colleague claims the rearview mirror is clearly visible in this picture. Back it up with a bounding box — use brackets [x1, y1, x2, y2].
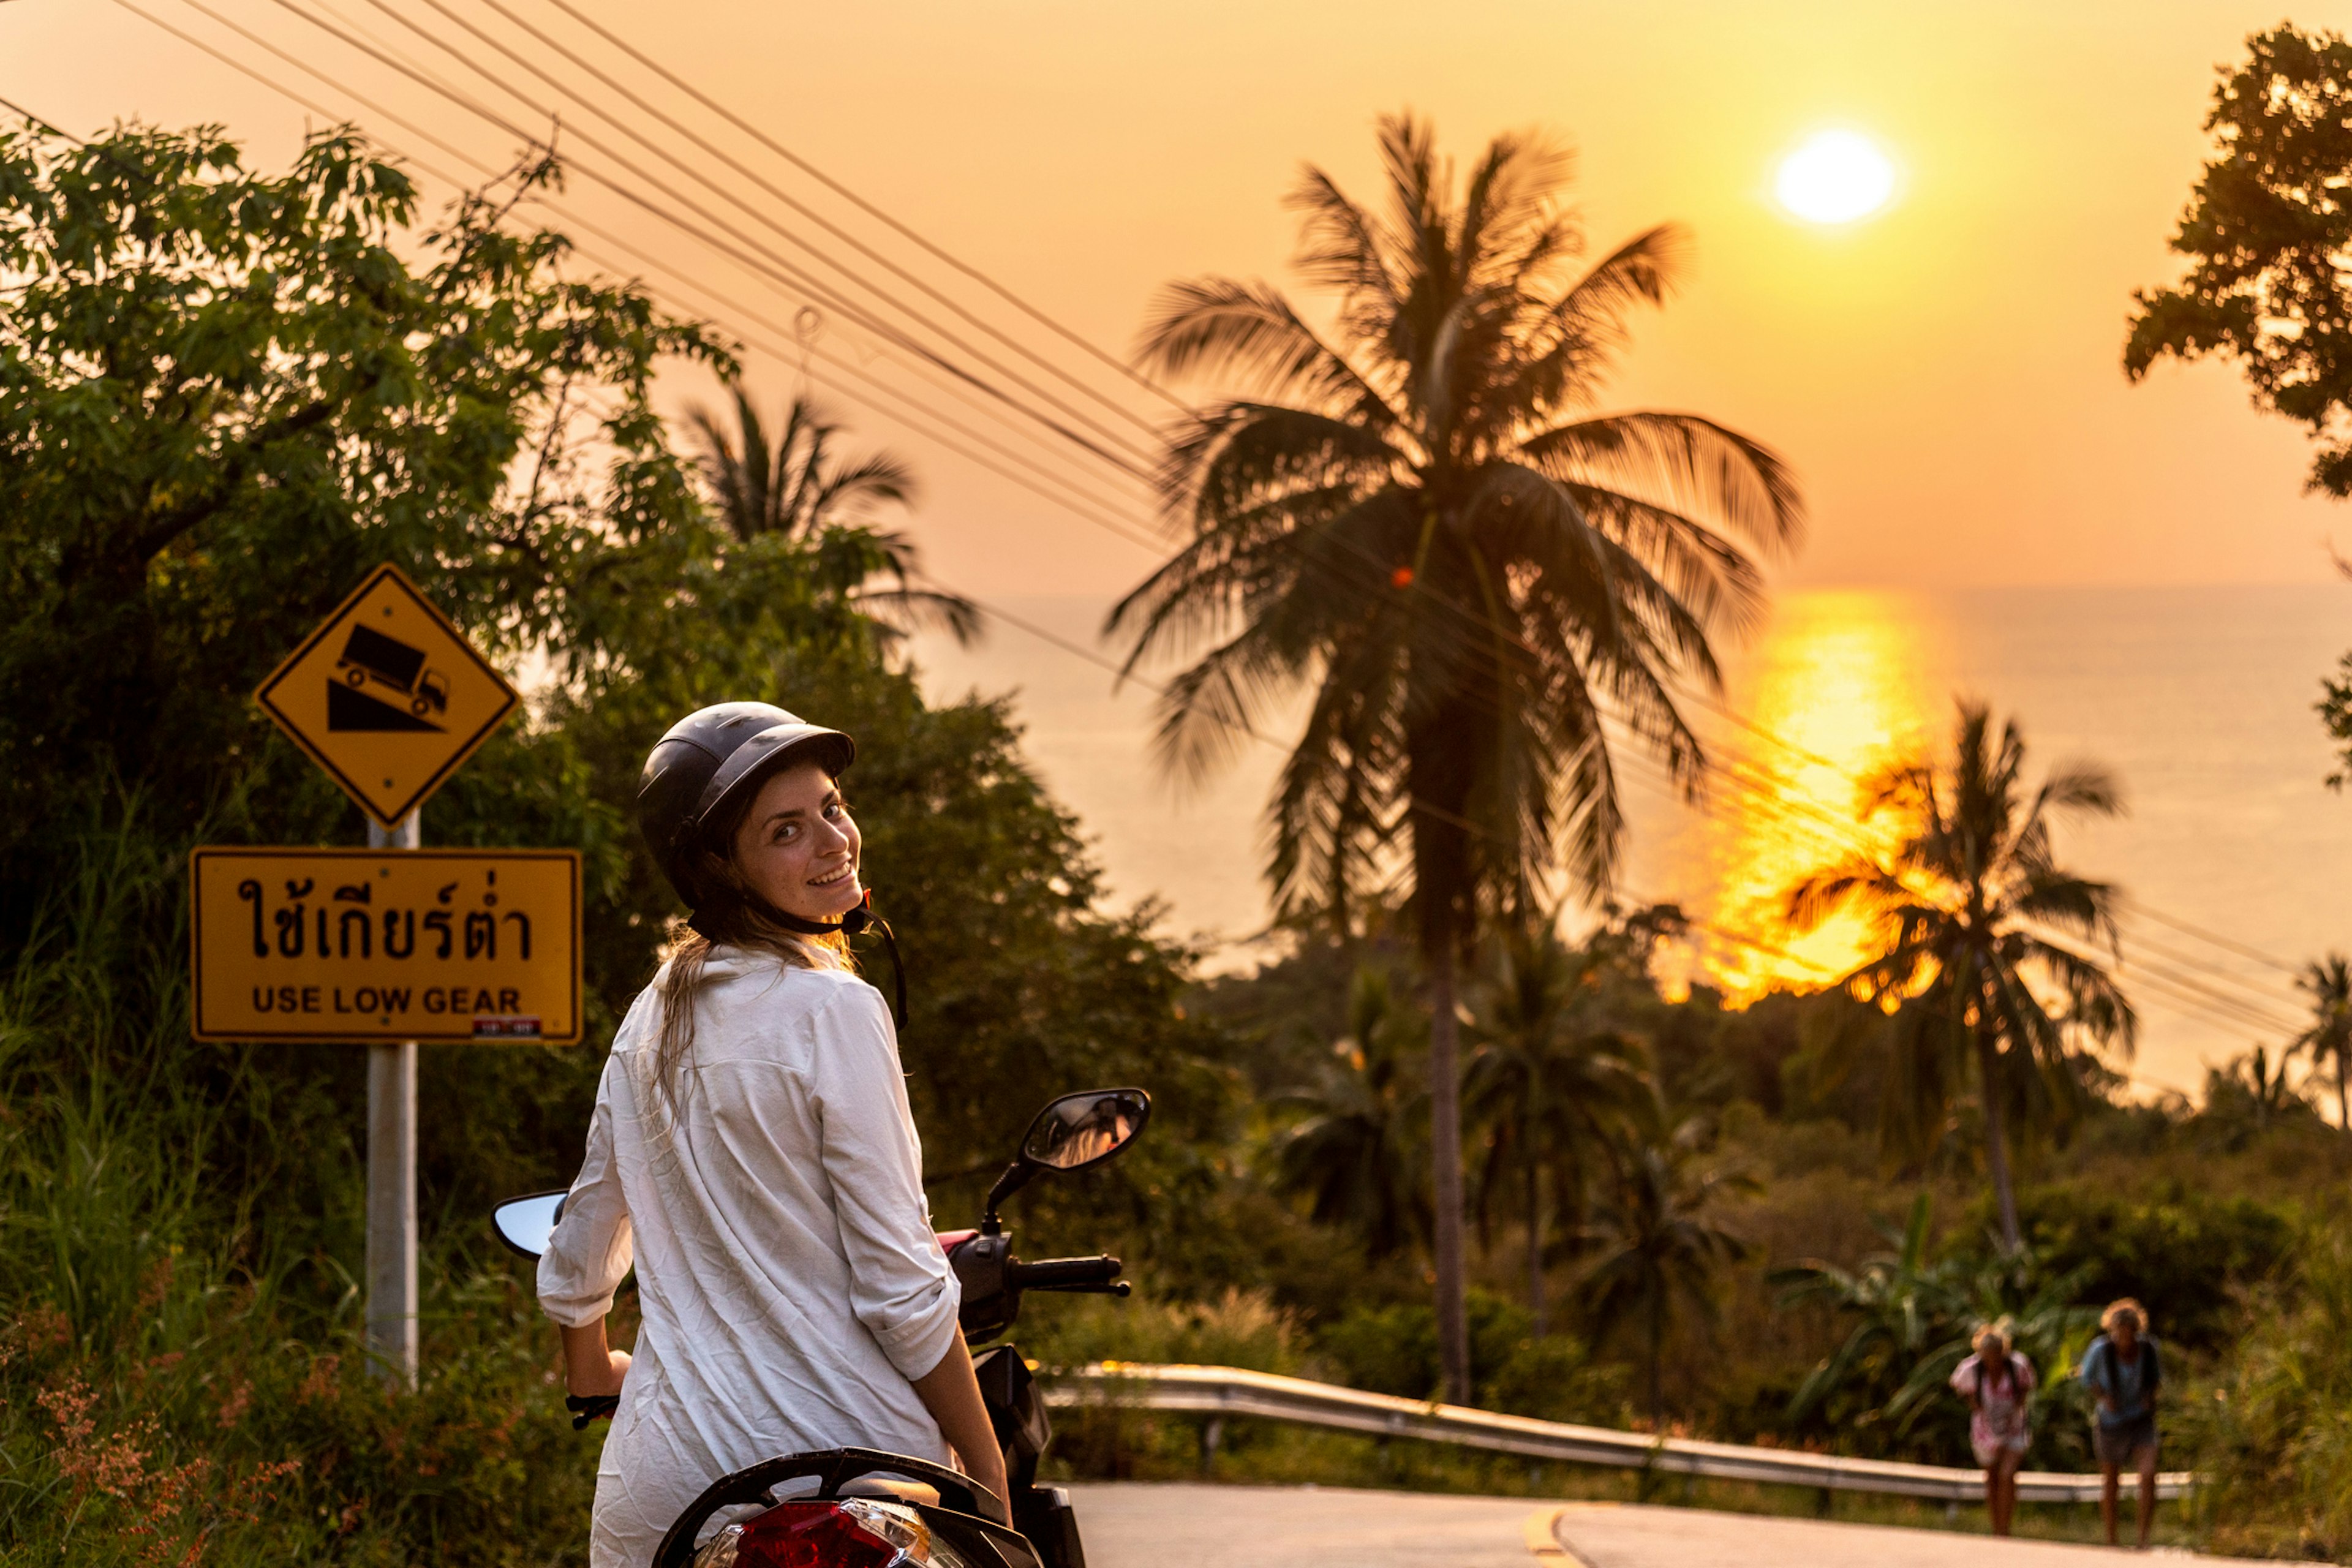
[1021, 1088, 1152, 1171]
[491, 1189, 567, 1260]
[983, 1087, 1152, 1231]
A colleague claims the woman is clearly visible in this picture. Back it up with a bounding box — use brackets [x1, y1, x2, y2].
[1948, 1322, 2036, 1536]
[537, 702, 1007, 1567]
[2080, 1298, 2162, 1549]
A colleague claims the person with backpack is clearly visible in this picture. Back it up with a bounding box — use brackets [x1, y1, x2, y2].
[2079, 1298, 2162, 1548]
[1949, 1322, 2037, 1535]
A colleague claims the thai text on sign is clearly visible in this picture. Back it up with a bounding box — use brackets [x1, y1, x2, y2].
[190, 847, 581, 1044]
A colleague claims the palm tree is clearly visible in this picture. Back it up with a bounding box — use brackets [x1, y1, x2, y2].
[1464, 916, 1654, 1335]
[1271, 965, 1428, 1261]
[2201, 1042, 2312, 1145]
[686, 383, 979, 644]
[1785, 702, 2135, 1252]
[2291, 954, 2352, 1129]
[1575, 1121, 1750, 1427]
[1110, 113, 1802, 1401]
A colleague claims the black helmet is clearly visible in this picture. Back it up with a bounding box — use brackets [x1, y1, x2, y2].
[638, 701, 856, 911]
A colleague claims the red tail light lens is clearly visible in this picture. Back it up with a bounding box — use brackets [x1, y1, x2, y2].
[703, 1498, 973, 1568]
[718, 1502, 896, 1568]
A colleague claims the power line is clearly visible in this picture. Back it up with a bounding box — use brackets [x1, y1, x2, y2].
[532, 0, 1194, 416]
[163, 0, 1164, 534]
[116, 0, 1174, 576]
[255, 0, 1164, 506]
[331, 0, 1164, 480]
[467, 0, 1167, 441]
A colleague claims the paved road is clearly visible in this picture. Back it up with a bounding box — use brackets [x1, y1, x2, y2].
[1068, 1482, 1553, 1568]
[1550, 1501, 2215, 1567]
[1068, 1487, 2225, 1566]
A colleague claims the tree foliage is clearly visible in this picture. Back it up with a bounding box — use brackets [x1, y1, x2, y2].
[2125, 24, 2352, 497]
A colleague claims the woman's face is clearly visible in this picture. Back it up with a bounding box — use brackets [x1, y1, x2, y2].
[731, 762, 863, 924]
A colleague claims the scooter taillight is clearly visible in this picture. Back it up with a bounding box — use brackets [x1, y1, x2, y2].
[693, 1498, 973, 1568]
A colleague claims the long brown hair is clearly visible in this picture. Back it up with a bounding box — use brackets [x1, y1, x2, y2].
[650, 813, 853, 1107]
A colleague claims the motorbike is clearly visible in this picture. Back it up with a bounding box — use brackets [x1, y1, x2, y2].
[492, 1085, 1150, 1568]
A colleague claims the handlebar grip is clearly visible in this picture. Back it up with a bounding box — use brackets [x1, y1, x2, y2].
[566, 1393, 620, 1430]
[1004, 1254, 1122, 1290]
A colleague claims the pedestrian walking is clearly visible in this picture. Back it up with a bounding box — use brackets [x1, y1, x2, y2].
[1950, 1322, 2037, 1535]
[535, 703, 1008, 1567]
[2079, 1298, 2162, 1548]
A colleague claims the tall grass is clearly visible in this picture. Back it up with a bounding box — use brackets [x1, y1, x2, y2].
[0, 809, 605, 1565]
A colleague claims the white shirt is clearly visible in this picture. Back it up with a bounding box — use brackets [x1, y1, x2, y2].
[537, 948, 961, 1568]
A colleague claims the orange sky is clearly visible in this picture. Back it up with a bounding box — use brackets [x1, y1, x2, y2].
[6, 0, 2352, 600]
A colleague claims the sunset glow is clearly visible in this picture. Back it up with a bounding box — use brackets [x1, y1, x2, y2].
[1684, 592, 1938, 997]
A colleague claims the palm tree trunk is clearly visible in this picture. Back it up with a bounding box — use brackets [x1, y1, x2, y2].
[1646, 1297, 1665, 1429]
[1526, 1147, 1546, 1338]
[1429, 942, 1472, 1406]
[1978, 1033, 2022, 1251]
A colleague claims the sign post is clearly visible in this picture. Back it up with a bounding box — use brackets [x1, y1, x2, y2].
[224, 564, 553, 1389]
[365, 809, 420, 1385]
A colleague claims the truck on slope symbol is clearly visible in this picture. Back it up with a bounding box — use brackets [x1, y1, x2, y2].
[337, 625, 451, 716]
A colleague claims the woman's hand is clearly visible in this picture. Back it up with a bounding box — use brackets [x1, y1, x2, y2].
[910, 1341, 1012, 1526]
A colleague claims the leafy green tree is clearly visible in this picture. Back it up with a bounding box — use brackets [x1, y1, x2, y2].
[1270, 964, 1428, 1261]
[684, 385, 978, 646]
[0, 125, 719, 911]
[1110, 111, 1802, 1400]
[2291, 954, 2352, 1130]
[1575, 1120, 1749, 1425]
[1464, 914, 1655, 1334]
[1785, 701, 2135, 1251]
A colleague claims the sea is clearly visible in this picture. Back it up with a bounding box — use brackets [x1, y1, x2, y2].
[911, 586, 2352, 1101]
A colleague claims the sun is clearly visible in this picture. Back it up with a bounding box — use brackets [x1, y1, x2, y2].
[1774, 130, 1898, 225]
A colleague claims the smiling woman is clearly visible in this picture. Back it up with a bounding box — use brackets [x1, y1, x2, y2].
[1775, 129, 1898, 224]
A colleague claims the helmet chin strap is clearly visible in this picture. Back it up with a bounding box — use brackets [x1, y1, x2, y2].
[689, 889, 907, 1028]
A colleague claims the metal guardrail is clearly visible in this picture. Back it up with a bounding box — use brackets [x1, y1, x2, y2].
[1042, 1362, 2195, 1504]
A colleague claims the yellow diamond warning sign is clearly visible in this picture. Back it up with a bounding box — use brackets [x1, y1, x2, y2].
[190, 847, 581, 1044]
[255, 565, 519, 828]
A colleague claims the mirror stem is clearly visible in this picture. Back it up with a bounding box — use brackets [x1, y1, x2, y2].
[979, 1159, 1031, 1235]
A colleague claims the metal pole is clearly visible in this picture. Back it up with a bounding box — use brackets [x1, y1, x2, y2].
[365, 808, 420, 1387]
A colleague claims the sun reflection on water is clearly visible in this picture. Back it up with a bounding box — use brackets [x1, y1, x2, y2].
[1676, 590, 1942, 999]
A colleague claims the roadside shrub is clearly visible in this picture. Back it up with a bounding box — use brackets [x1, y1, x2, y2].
[2182, 1224, 2352, 1558]
[1995, 1185, 2295, 1353]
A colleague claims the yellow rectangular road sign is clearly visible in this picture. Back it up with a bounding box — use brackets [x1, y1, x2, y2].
[191, 847, 581, 1044]
[254, 564, 520, 829]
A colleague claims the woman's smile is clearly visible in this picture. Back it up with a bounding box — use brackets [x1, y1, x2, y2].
[732, 761, 865, 923]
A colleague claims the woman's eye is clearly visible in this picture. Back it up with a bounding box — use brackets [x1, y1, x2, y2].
[775, 824, 797, 843]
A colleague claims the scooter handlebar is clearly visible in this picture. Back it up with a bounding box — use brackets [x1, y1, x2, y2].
[1003, 1254, 1122, 1290]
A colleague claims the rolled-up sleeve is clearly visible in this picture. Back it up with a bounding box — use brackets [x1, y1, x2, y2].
[809, 985, 961, 1379]
[538, 1054, 636, 1329]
